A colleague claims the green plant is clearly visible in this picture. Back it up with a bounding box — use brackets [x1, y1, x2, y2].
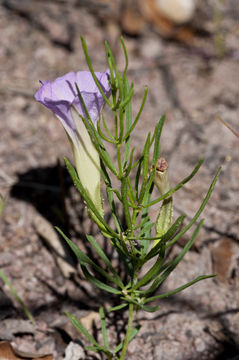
[35, 37, 220, 359]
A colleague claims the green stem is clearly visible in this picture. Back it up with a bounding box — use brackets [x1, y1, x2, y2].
[117, 144, 123, 178]
[131, 208, 139, 234]
[120, 303, 134, 360]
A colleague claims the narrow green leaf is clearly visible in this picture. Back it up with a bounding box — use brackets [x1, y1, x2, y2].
[133, 255, 164, 290]
[113, 326, 140, 354]
[112, 238, 134, 276]
[125, 147, 135, 176]
[139, 194, 152, 254]
[105, 42, 118, 92]
[162, 214, 186, 242]
[127, 177, 136, 206]
[122, 86, 148, 142]
[0, 270, 35, 324]
[115, 71, 124, 109]
[134, 215, 150, 231]
[82, 265, 121, 294]
[108, 303, 128, 312]
[123, 79, 132, 168]
[141, 169, 155, 206]
[166, 167, 221, 248]
[120, 36, 129, 77]
[119, 107, 125, 142]
[138, 134, 151, 204]
[102, 113, 115, 140]
[141, 168, 220, 293]
[86, 346, 113, 358]
[135, 157, 142, 200]
[100, 160, 122, 233]
[56, 227, 122, 288]
[121, 177, 132, 230]
[137, 222, 155, 238]
[81, 36, 112, 108]
[119, 84, 134, 109]
[152, 115, 166, 167]
[66, 312, 101, 347]
[0, 199, 34, 323]
[145, 274, 216, 303]
[86, 235, 124, 287]
[105, 41, 115, 91]
[99, 307, 110, 349]
[97, 121, 117, 143]
[145, 214, 186, 261]
[137, 303, 161, 312]
[141, 304, 161, 312]
[144, 219, 204, 295]
[106, 186, 122, 233]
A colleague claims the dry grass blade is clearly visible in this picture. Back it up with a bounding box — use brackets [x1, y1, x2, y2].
[218, 116, 239, 138]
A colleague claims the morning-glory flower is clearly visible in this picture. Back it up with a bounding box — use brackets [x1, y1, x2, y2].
[35, 70, 111, 217]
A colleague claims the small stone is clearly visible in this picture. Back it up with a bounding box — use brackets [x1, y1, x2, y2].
[64, 341, 85, 360]
[194, 338, 206, 353]
[155, 0, 196, 24]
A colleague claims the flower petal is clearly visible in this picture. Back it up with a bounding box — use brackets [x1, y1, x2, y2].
[51, 72, 77, 102]
[35, 80, 54, 104]
[75, 70, 110, 95]
[35, 69, 111, 145]
[44, 98, 78, 145]
[73, 91, 105, 126]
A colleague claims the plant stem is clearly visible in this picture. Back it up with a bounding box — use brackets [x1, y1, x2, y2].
[117, 144, 123, 178]
[120, 303, 134, 360]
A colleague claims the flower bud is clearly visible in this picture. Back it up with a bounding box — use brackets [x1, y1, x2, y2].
[153, 158, 170, 195]
[153, 158, 173, 243]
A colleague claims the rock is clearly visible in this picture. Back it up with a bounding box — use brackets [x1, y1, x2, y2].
[155, 0, 196, 24]
[64, 341, 85, 360]
[0, 319, 36, 341]
[152, 312, 222, 360]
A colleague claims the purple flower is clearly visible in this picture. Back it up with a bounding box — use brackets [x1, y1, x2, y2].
[35, 70, 111, 217]
[35, 70, 111, 147]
